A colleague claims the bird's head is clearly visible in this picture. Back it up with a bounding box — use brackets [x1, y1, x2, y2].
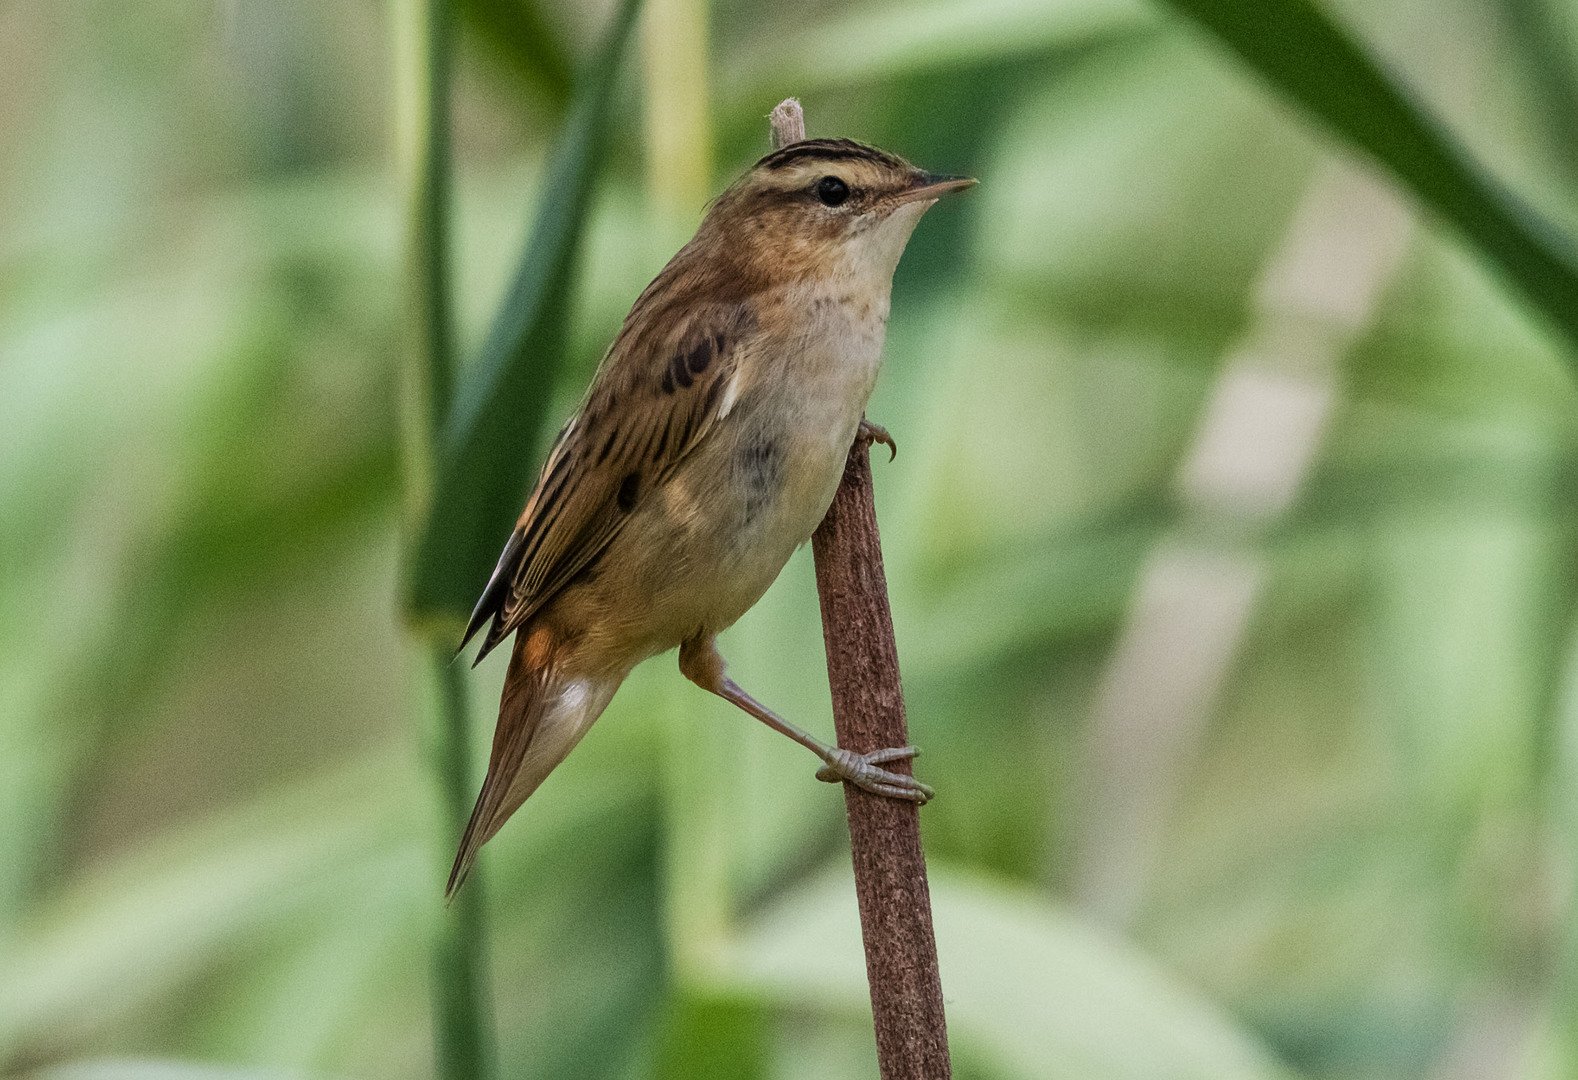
[698, 138, 976, 289]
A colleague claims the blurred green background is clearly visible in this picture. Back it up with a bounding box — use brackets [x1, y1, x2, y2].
[6, 0, 1578, 1077]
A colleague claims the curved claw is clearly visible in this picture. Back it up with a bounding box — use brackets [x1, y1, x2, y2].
[816, 746, 934, 804]
[857, 419, 897, 462]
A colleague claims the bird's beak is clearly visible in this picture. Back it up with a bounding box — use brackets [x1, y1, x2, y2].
[894, 173, 978, 204]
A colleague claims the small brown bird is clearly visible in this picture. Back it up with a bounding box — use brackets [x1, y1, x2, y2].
[449, 136, 974, 894]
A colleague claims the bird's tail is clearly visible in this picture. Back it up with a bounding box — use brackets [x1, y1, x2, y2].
[446, 633, 618, 898]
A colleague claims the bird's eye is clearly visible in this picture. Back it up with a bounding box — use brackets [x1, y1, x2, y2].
[815, 176, 850, 207]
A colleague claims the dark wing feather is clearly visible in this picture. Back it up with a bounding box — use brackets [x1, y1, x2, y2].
[461, 296, 755, 664]
[459, 527, 526, 654]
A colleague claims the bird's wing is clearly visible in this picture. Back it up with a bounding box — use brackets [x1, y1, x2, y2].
[461, 298, 756, 663]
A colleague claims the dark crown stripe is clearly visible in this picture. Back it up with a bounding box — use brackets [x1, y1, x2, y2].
[756, 138, 903, 171]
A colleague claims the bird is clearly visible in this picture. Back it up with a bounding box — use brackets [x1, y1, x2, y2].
[448, 135, 975, 896]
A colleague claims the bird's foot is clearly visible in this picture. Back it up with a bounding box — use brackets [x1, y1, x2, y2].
[856, 419, 896, 461]
[816, 746, 934, 803]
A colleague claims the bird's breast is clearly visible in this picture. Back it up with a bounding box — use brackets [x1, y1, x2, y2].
[742, 285, 890, 534]
[579, 285, 894, 654]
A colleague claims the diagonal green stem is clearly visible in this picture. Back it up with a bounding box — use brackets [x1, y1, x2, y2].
[396, 0, 496, 1076]
[1156, 0, 1578, 356]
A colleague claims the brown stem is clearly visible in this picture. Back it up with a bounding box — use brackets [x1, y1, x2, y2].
[772, 94, 949, 1078]
[811, 441, 952, 1079]
[769, 98, 806, 146]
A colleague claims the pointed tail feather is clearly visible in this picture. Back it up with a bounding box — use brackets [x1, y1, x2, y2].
[446, 652, 554, 898]
[446, 636, 618, 898]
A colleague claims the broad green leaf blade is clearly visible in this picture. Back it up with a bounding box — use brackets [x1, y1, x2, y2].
[0, 759, 413, 1052]
[405, 0, 642, 624]
[716, 864, 1300, 1080]
[1153, 0, 1578, 355]
[649, 991, 771, 1080]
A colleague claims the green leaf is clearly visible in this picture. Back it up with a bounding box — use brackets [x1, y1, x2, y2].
[649, 991, 770, 1080]
[1153, 0, 1578, 354]
[404, 0, 643, 625]
[0, 758, 413, 1053]
[715, 864, 1301, 1080]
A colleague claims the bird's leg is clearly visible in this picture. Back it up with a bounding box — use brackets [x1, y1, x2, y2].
[856, 418, 896, 461]
[679, 636, 933, 804]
